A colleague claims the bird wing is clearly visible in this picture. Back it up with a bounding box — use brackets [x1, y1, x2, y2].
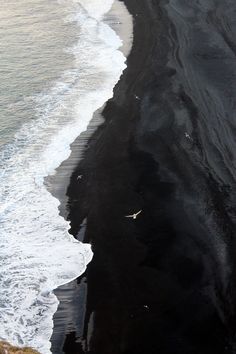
[135, 210, 142, 216]
[125, 214, 135, 218]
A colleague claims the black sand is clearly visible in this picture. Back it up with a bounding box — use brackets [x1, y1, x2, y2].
[51, 0, 236, 353]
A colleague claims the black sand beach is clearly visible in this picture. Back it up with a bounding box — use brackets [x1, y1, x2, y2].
[52, 0, 236, 353]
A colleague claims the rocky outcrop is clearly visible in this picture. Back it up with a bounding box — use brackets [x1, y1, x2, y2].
[0, 341, 40, 354]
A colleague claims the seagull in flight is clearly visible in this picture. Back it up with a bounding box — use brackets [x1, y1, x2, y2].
[77, 175, 83, 180]
[125, 210, 142, 219]
[184, 132, 192, 140]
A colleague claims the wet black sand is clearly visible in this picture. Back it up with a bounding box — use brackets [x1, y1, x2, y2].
[52, 0, 236, 353]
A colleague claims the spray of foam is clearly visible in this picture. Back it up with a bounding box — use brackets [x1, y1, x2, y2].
[0, 0, 127, 353]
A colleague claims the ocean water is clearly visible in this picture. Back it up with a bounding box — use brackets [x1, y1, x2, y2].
[0, 0, 127, 353]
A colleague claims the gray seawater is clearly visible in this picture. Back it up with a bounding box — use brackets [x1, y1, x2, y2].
[0, 0, 78, 147]
[0, 0, 127, 352]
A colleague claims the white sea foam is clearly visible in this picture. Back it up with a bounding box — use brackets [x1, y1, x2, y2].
[75, 0, 114, 20]
[0, 0, 127, 352]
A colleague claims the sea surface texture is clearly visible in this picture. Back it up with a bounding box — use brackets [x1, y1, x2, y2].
[0, 0, 126, 353]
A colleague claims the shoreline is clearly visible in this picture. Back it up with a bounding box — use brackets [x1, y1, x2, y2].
[50, 2, 133, 353]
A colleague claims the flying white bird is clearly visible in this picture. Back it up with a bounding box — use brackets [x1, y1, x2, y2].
[125, 210, 142, 219]
[77, 175, 83, 180]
